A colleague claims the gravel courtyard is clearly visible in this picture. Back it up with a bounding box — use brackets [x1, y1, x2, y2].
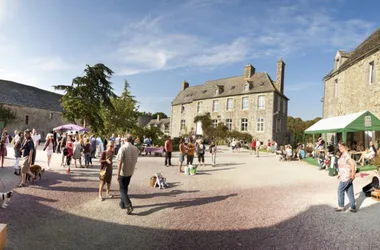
[1, 146, 380, 250]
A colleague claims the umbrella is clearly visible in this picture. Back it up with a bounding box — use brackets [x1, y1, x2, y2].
[53, 124, 89, 132]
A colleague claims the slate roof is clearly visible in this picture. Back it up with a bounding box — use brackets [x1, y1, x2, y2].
[172, 72, 287, 106]
[324, 27, 380, 80]
[147, 118, 170, 126]
[0, 79, 63, 112]
[338, 50, 352, 58]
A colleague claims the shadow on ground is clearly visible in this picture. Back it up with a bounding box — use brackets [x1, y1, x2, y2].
[2, 170, 380, 250]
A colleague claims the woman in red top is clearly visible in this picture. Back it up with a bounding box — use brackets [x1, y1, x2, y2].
[66, 135, 73, 168]
[251, 138, 256, 155]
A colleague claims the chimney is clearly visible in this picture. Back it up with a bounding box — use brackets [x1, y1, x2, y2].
[244, 64, 255, 80]
[276, 59, 285, 94]
[182, 80, 189, 90]
[157, 114, 160, 122]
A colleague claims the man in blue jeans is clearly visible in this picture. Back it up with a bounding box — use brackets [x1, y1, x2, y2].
[117, 134, 139, 214]
[335, 142, 356, 213]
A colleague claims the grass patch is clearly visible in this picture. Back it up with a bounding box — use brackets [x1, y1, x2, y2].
[303, 157, 377, 172]
[303, 157, 319, 167]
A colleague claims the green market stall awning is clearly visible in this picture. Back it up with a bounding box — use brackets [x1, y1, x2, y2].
[304, 111, 380, 142]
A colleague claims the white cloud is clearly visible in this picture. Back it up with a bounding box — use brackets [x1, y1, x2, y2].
[31, 57, 75, 72]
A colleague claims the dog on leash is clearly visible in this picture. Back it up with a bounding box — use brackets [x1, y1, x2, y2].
[27, 165, 45, 183]
[0, 190, 13, 208]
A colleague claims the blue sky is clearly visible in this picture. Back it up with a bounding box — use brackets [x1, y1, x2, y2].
[0, 0, 378, 120]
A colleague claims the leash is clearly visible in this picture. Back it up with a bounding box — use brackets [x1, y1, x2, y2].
[0, 177, 6, 192]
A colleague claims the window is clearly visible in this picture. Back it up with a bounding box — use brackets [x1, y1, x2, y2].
[283, 99, 286, 113]
[258, 95, 265, 109]
[212, 119, 218, 128]
[25, 115, 29, 125]
[197, 102, 202, 113]
[257, 118, 264, 132]
[276, 119, 281, 132]
[180, 120, 185, 130]
[49, 113, 53, 119]
[369, 61, 375, 85]
[212, 100, 219, 112]
[241, 118, 248, 131]
[277, 96, 281, 111]
[226, 98, 233, 111]
[226, 119, 232, 131]
[334, 79, 338, 97]
[181, 105, 185, 113]
[242, 97, 249, 110]
[244, 83, 250, 91]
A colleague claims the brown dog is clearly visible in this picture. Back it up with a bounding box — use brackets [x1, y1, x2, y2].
[27, 165, 45, 183]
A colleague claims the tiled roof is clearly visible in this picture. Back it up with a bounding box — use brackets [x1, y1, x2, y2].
[147, 118, 170, 126]
[0, 79, 63, 112]
[324, 27, 380, 80]
[338, 50, 352, 58]
[172, 72, 286, 105]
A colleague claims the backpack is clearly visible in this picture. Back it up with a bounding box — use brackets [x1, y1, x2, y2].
[197, 144, 205, 155]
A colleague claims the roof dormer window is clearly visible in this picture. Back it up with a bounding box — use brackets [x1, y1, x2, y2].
[215, 85, 224, 95]
[244, 82, 250, 91]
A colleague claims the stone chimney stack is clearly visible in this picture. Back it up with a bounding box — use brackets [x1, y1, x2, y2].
[157, 114, 160, 122]
[182, 81, 189, 90]
[276, 59, 285, 94]
[244, 64, 255, 80]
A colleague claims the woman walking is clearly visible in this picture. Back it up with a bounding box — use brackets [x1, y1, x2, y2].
[335, 141, 356, 213]
[84, 138, 92, 168]
[65, 135, 73, 170]
[99, 142, 114, 201]
[0, 136, 7, 168]
[210, 141, 217, 167]
[178, 138, 186, 173]
[43, 134, 55, 170]
[72, 135, 83, 168]
[13, 131, 22, 175]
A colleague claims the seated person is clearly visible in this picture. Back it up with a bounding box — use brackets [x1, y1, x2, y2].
[285, 145, 293, 161]
[357, 142, 364, 152]
[358, 141, 376, 166]
[327, 142, 335, 154]
[297, 145, 306, 161]
[277, 146, 285, 161]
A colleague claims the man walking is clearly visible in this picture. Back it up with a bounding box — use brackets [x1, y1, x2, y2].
[117, 134, 139, 215]
[18, 129, 36, 187]
[164, 136, 173, 167]
[256, 138, 260, 157]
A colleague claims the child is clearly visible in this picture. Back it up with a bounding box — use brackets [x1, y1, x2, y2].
[285, 145, 293, 161]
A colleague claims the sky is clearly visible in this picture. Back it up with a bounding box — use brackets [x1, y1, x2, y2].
[0, 0, 379, 120]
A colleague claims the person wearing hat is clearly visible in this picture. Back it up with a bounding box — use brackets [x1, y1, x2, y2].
[18, 129, 36, 187]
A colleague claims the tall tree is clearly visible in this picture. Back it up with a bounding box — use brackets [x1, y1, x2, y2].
[152, 112, 168, 119]
[287, 116, 322, 147]
[101, 80, 139, 135]
[54, 63, 117, 134]
[0, 105, 16, 126]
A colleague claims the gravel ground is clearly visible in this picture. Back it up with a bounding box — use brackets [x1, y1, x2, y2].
[1, 146, 380, 250]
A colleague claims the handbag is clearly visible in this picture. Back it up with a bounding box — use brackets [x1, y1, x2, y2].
[63, 147, 68, 156]
[99, 167, 107, 180]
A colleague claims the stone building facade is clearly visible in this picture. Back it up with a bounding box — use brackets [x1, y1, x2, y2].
[170, 59, 289, 145]
[323, 27, 380, 145]
[0, 79, 65, 139]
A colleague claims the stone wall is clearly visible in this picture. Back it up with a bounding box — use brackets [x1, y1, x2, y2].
[170, 92, 288, 145]
[4, 105, 65, 140]
[324, 49, 380, 118]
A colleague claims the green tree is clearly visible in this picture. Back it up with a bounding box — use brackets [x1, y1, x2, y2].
[54, 63, 117, 134]
[0, 105, 16, 126]
[101, 80, 139, 135]
[287, 116, 322, 147]
[152, 112, 168, 119]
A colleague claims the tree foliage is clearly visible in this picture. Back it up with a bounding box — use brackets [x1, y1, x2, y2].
[287, 116, 322, 147]
[152, 112, 168, 119]
[54, 63, 117, 134]
[101, 80, 139, 135]
[0, 105, 16, 126]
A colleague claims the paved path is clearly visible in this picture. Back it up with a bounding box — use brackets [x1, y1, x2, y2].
[1, 145, 380, 249]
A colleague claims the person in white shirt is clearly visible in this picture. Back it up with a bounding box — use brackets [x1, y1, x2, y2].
[32, 129, 41, 165]
[256, 138, 261, 157]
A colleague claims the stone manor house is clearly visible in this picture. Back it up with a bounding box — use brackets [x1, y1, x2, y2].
[0, 79, 65, 139]
[323, 27, 380, 145]
[170, 59, 289, 145]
